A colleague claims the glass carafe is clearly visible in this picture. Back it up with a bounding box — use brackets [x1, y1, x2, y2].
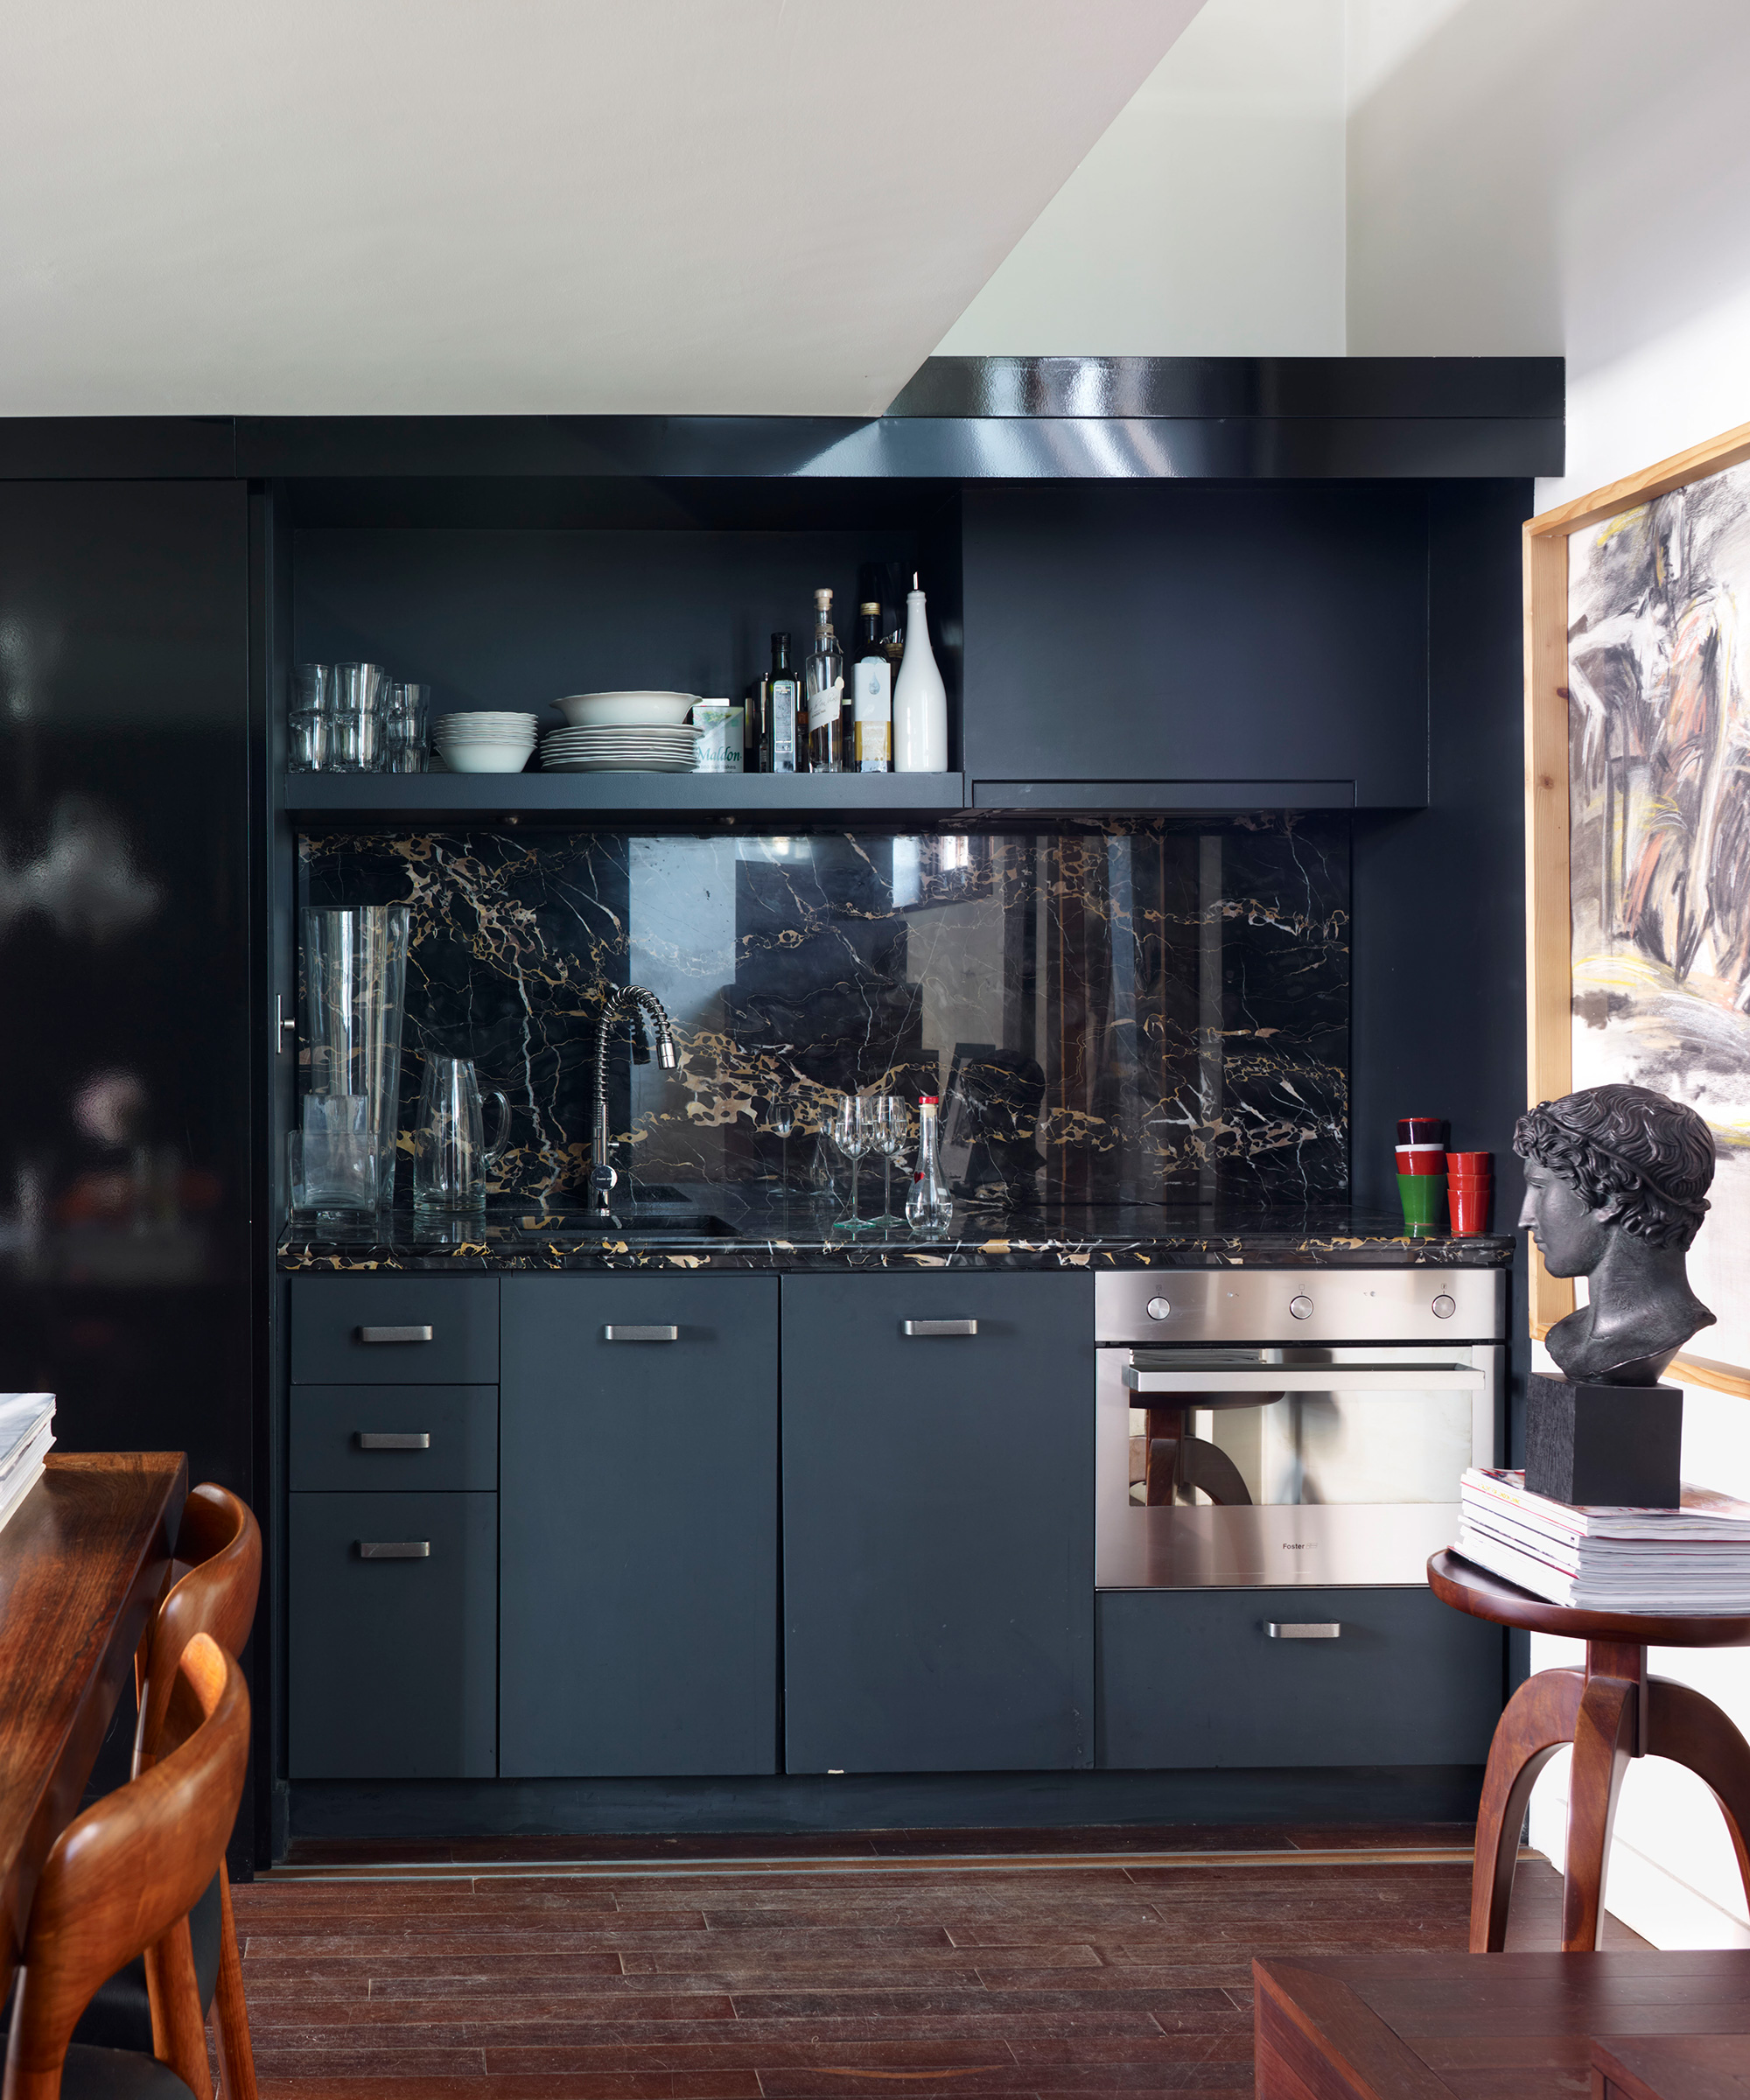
[299, 905, 410, 1208]
[414, 1056, 510, 1215]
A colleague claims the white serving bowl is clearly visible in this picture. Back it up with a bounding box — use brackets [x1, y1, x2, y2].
[552, 691, 697, 728]
[439, 742, 533, 774]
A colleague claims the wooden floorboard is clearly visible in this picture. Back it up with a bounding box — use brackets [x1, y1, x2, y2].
[233, 1837, 1649, 2099]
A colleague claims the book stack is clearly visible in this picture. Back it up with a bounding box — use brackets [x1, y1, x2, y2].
[1456, 1466, 1750, 1613]
[0, 1391, 55, 1537]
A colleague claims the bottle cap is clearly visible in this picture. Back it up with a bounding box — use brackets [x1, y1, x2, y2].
[860, 600, 880, 613]
[771, 631, 790, 646]
[815, 588, 832, 611]
[920, 1094, 938, 1105]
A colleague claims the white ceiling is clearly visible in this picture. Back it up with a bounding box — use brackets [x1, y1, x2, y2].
[0, 0, 1204, 417]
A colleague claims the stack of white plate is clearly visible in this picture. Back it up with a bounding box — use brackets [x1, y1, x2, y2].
[434, 711, 538, 774]
[540, 724, 702, 774]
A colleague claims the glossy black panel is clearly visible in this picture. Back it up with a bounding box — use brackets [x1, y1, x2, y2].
[0, 418, 236, 480]
[298, 816, 1348, 1208]
[0, 482, 253, 1496]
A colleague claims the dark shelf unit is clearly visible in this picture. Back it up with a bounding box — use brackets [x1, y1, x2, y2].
[284, 769, 970, 825]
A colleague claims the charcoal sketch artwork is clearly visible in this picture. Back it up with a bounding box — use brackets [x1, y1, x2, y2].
[1568, 459, 1750, 1372]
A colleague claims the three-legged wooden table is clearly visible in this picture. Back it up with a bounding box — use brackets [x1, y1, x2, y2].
[1428, 1549, 1750, 1953]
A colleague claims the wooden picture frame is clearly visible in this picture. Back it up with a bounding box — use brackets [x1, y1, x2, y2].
[1524, 415, 1750, 1398]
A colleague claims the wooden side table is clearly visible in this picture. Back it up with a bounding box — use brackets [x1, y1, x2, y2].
[1428, 1549, 1750, 1953]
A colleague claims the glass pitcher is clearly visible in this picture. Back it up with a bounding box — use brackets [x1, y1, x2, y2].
[413, 1056, 510, 1215]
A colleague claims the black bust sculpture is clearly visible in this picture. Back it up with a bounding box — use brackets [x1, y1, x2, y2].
[1514, 1082, 1716, 1385]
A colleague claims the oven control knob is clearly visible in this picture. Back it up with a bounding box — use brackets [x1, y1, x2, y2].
[1289, 1295, 1314, 1320]
[1145, 1296, 1172, 1321]
[1432, 1293, 1456, 1319]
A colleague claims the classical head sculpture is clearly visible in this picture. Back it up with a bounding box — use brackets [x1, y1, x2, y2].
[1514, 1081, 1716, 1386]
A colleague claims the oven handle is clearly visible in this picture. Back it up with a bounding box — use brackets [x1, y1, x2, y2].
[1122, 1365, 1485, 1393]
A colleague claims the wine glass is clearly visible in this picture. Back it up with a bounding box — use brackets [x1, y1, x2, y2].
[770, 1086, 797, 1195]
[829, 1093, 875, 1233]
[869, 1095, 909, 1228]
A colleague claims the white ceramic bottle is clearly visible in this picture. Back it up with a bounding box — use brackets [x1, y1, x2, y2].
[892, 574, 948, 773]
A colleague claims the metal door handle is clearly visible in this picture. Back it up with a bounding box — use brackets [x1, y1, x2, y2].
[901, 1320, 978, 1337]
[604, 1324, 680, 1342]
[357, 1432, 430, 1451]
[358, 1541, 430, 1559]
[357, 1325, 433, 1345]
[1266, 1621, 1343, 1639]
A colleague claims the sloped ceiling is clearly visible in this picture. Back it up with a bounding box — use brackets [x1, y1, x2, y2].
[0, 0, 1205, 416]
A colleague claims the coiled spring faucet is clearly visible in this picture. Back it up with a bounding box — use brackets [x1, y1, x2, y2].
[589, 984, 678, 1217]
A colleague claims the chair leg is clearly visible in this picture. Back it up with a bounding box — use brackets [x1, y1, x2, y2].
[213, 1862, 259, 2100]
[1647, 1676, 1750, 1920]
[1562, 1673, 1639, 1951]
[146, 1914, 215, 2100]
[1471, 1668, 1584, 1950]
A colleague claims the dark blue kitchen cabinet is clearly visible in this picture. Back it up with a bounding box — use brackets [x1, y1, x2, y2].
[781, 1271, 1096, 1774]
[960, 480, 1430, 808]
[499, 1273, 780, 1776]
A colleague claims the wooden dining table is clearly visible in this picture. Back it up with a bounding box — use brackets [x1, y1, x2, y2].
[0, 1450, 186, 2005]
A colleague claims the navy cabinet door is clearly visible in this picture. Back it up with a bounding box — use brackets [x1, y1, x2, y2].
[961, 480, 1430, 808]
[500, 1274, 780, 1776]
[782, 1271, 1095, 1774]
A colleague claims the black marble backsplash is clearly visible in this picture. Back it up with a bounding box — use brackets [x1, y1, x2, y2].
[298, 817, 1349, 1208]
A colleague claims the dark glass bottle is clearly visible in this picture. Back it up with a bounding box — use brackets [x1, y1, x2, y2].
[752, 632, 800, 774]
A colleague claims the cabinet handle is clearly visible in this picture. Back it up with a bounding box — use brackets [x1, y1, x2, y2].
[901, 1320, 978, 1338]
[357, 1541, 430, 1559]
[357, 1325, 433, 1345]
[357, 1432, 431, 1451]
[604, 1324, 680, 1342]
[1266, 1621, 1343, 1640]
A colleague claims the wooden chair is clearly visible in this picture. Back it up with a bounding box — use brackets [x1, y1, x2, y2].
[4, 1631, 249, 2100]
[73, 1486, 261, 2100]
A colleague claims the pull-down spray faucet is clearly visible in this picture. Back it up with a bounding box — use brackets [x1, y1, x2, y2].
[588, 985, 678, 1217]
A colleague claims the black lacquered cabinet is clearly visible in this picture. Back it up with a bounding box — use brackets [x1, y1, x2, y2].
[780, 1270, 1096, 1774]
[498, 1273, 780, 1777]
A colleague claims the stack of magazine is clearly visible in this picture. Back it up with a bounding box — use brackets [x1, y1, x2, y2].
[1457, 1466, 1750, 1613]
[0, 1392, 56, 1537]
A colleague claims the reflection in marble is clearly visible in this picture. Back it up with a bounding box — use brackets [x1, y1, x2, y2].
[298, 819, 1348, 1208]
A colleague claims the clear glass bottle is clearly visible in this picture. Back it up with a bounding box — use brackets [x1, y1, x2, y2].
[905, 1094, 953, 1236]
[805, 588, 844, 774]
[851, 601, 892, 773]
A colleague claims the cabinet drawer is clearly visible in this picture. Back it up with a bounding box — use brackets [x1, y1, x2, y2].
[289, 1491, 496, 1779]
[290, 1276, 497, 1384]
[290, 1386, 497, 1491]
[1096, 1587, 1503, 1769]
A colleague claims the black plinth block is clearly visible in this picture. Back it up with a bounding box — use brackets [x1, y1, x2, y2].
[1525, 1372, 1684, 1508]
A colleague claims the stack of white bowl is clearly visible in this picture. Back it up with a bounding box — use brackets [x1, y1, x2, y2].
[541, 692, 701, 773]
[432, 711, 539, 774]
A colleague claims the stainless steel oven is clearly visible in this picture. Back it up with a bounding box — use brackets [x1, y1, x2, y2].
[1096, 1269, 1504, 1589]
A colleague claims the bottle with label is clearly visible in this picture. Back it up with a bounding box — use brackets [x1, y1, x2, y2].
[751, 631, 800, 774]
[851, 601, 892, 773]
[905, 1094, 953, 1236]
[892, 574, 948, 774]
[805, 589, 844, 773]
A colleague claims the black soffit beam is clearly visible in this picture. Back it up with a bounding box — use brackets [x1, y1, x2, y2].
[0, 358, 1564, 481]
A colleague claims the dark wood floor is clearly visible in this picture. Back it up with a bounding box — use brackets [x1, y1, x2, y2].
[234, 1828, 1648, 2100]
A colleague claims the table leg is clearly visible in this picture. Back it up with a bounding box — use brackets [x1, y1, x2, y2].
[1471, 1667, 1584, 1951]
[1563, 1672, 1640, 1950]
[1647, 1676, 1750, 1918]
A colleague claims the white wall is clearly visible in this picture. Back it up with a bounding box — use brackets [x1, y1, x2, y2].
[935, 0, 1346, 357]
[1347, 0, 1750, 1948]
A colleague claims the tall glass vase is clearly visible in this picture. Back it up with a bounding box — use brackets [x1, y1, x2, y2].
[300, 905, 410, 1208]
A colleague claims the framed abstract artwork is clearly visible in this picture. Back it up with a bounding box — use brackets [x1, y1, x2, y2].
[1525, 416, 1750, 1391]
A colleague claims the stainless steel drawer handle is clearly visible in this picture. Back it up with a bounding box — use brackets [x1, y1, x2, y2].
[357, 1325, 433, 1345]
[901, 1320, 979, 1338]
[357, 1432, 431, 1451]
[604, 1324, 680, 1342]
[358, 1541, 430, 1559]
[1267, 1621, 1343, 1640]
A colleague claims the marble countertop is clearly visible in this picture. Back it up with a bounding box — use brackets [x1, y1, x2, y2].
[278, 1193, 1516, 1272]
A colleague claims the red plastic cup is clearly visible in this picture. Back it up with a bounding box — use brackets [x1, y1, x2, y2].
[1397, 1117, 1448, 1146]
[1448, 1180, 1494, 1235]
[1396, 1144, 1446, 1175]
[1446, 1151, 1492, 1174]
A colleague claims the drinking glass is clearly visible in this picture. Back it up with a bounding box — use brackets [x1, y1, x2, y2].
[289, 663, 332, 772]
[829, 1094, 875, 1233]
[381, 682, 430, 774]
[868, 1095, 909, 1227]
[326, 662, 388, 773]
[414, 1055, 510, 1215]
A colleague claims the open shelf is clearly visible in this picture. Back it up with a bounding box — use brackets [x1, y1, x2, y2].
[284, 770, 970, 825]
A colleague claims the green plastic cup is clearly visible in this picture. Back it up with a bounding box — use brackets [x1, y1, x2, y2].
[1397, 1170, 1448, 1237]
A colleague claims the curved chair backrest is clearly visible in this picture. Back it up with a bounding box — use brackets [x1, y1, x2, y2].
[4, 1634, 248, 2100]
[136, 1483, 261, 1773]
